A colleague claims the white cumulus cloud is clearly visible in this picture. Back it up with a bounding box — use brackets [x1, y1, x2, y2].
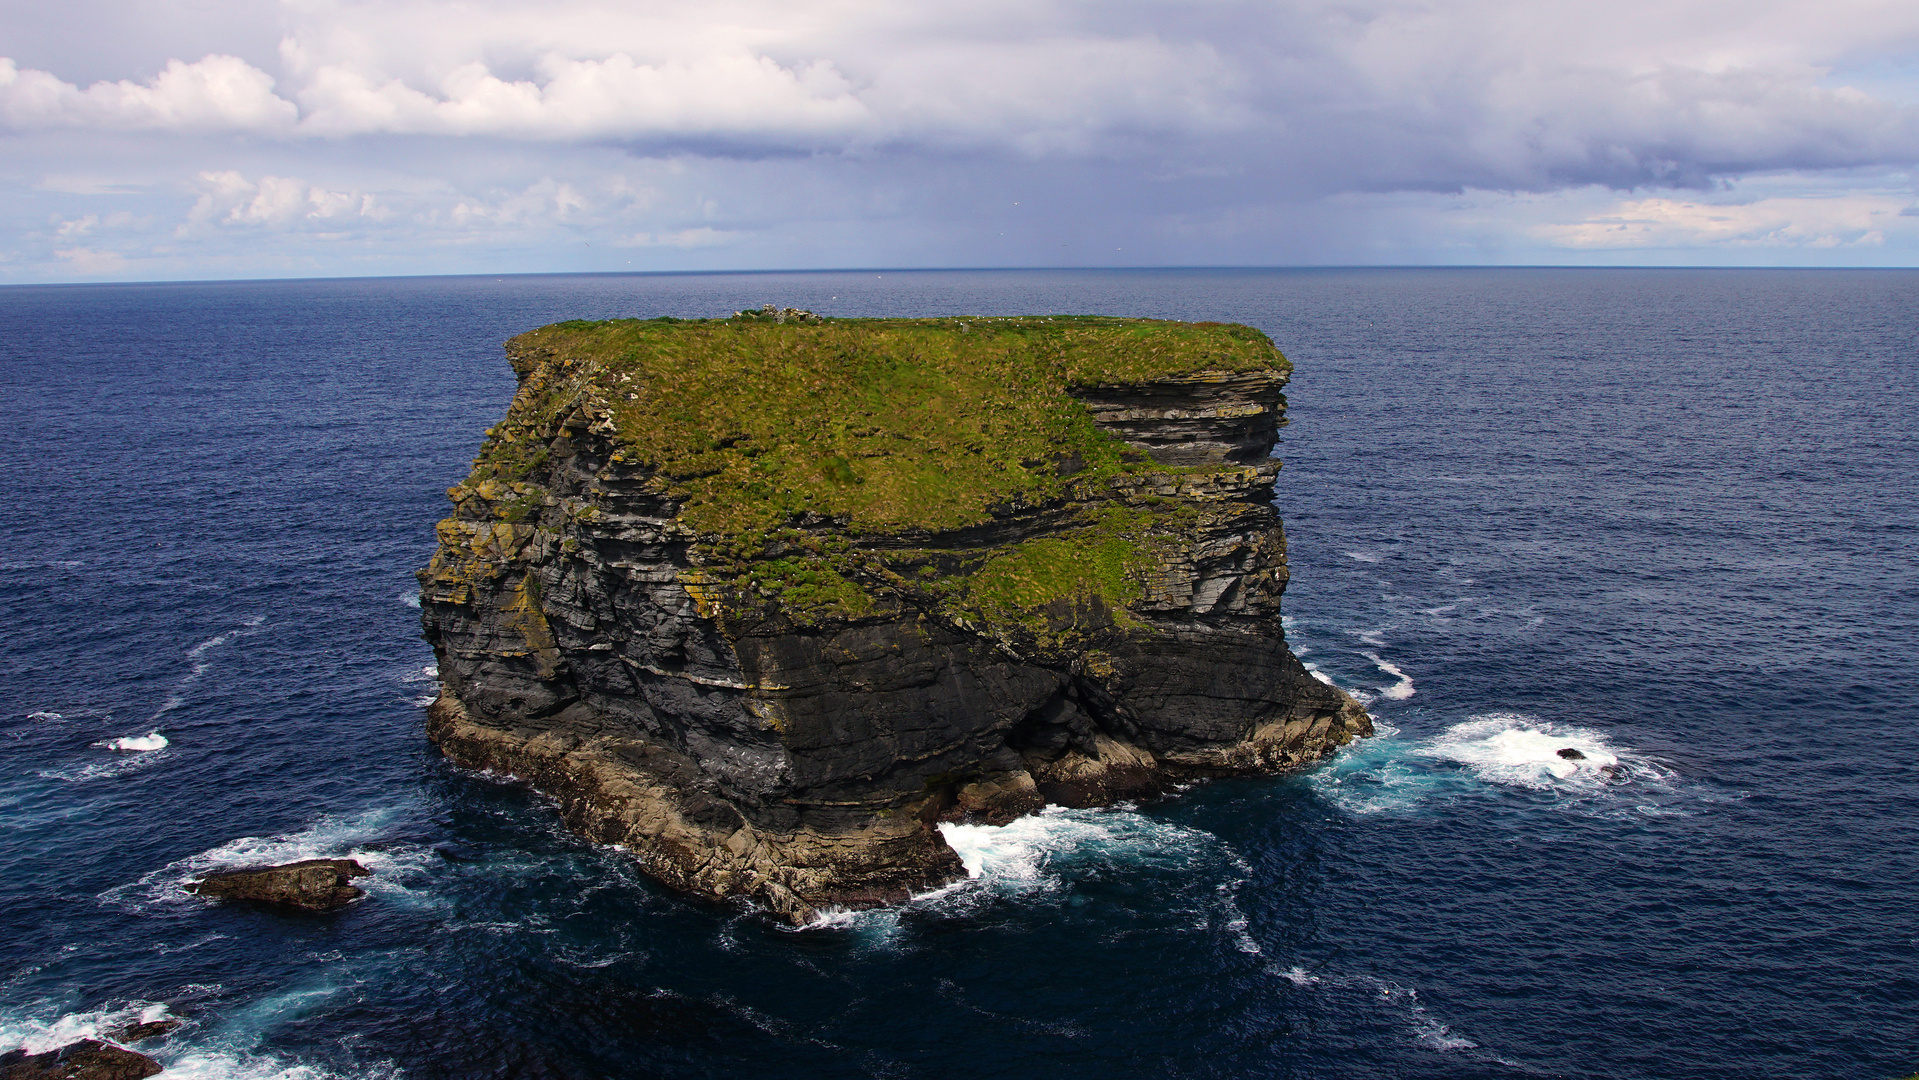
[0, 54, 296, 132]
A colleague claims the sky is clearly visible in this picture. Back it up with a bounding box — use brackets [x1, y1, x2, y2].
[3, 0, 1918, 282]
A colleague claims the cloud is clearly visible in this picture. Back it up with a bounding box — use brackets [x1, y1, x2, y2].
[0, 54, 296, 132]
[53, 246, 128, 273]
[292, 52, 870, 142]
[617, 226, 737, 248]
[184, 170, 378, 228]
[1535, 192, 1898, 248]
[0, 0, 1911, 195]
[3, 0, 1919, 280]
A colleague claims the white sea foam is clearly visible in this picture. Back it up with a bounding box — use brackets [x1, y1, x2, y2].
[1417, 714, 1627, 789]
[26, 711, 63, 722]
[155, 1050, 400, 1080]
[1355, 628, 1388, 647]
[1342, 550, 1380, 563]
[1267, 968, 1478, 1052]
[97, 731, 168, 752]
[399, 663, 439, 706]
[103, 808, 435, 913]
[800, 806, 1232, 934]
[398, 591, 421, 609]
[1360, 652, 1416, 700]
[938, 805, 1213, 890]
[0, 1001, 181, 1055]
[155, 617, 266, 719]
[38, 750, 170, 783]
[1273, 964, 1320, 986]
[1310, 712, 1677, 815]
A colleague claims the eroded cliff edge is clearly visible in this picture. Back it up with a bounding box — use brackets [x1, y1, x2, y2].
[420, 313, 1371, 923]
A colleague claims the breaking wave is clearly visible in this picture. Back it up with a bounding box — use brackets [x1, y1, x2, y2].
[96, 731, 168, 752]
[1309, 713, 1679, 816]
[802, 806, 1245, 937]
[0, 1001, 182, 1056]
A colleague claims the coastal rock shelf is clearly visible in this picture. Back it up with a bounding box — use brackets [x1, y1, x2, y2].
[419, 313, 1371, 923]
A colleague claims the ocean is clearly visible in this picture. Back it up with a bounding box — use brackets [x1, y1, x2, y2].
[0, 268, 1914, 1080]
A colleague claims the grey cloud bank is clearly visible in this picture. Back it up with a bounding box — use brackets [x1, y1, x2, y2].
[3, 0, 1918, 281]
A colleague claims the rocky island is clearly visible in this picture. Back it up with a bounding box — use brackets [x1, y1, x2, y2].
[419, 310, 1370, 923]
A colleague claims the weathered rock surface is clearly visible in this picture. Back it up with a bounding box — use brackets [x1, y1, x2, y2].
[187, 858, 368, 911]
[103, 1023, 178, 1045]
[420, 315, 1371, 923]
[0, 1042, 161, 1080]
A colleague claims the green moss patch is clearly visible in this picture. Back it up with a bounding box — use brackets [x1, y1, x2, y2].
[503, 315, 1287, 540]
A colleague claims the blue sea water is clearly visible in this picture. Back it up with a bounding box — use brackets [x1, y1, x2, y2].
[0, 268, 1915, 1080]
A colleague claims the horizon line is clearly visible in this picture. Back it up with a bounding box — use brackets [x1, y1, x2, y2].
[3, 263, 1916, 289]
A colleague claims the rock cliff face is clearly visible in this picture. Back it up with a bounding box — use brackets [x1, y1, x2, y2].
[419, 315, 1370, 923]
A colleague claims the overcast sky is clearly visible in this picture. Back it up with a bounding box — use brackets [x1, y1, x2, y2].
[3, 0, 1917, 282]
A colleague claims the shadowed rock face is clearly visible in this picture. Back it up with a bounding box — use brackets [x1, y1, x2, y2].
[420, 317, 1371, 924]
[0, 1042, 161, 1080]
[187, 859, 369, 911]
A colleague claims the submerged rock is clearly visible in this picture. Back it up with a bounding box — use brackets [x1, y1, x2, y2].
[187, 858, 368, 911]
[1557, 747, 1586, 760]
[0, 1041, 160, 1080]
[420, 314, 1373, 923]
[103, 1021, 179, 1044]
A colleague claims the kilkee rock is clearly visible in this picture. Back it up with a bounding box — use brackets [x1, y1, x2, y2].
[0, 1042, 161, 1080]
[187, 858, 369, 911]
[420, 314, 1373, 924]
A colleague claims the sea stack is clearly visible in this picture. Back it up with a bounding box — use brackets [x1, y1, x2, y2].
[419, 310, 1371, 923]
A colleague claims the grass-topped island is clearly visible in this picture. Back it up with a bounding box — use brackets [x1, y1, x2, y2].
[420, 308, 1371, 922]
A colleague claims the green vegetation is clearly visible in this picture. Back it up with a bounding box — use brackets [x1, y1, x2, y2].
[451, 313, 1286, 634]
[960, 504, 1166, 635]
[500, 314, 1286, 540]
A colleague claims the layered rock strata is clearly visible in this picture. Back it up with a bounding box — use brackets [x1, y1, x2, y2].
[420, 315, 1370, 923]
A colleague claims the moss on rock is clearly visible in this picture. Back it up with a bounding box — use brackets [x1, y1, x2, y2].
[495, 314, 1288, 541]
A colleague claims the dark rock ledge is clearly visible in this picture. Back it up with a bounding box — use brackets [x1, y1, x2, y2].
[420, 315, 1372, 923]
[0, 1042, 161, 1080]
[187, 858, 369, 911]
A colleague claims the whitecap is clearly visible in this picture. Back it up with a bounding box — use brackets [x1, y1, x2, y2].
[1342, 551, 1380, 563]
[97, 731, 168, 752]
[399, 591, 421, 609]
[26, 711, 63, 722]
[1355, 629, 1388, 647]
[1417, 714, 1625, 789]
[0, 1001, 182, 1056]
[1360, 651, 1415, 700]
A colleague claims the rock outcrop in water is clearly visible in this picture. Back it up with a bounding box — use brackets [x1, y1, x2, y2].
[187, 858, 368, 910]
[0, 1042, 161, 1080]
[420, 314, 1370, 923]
